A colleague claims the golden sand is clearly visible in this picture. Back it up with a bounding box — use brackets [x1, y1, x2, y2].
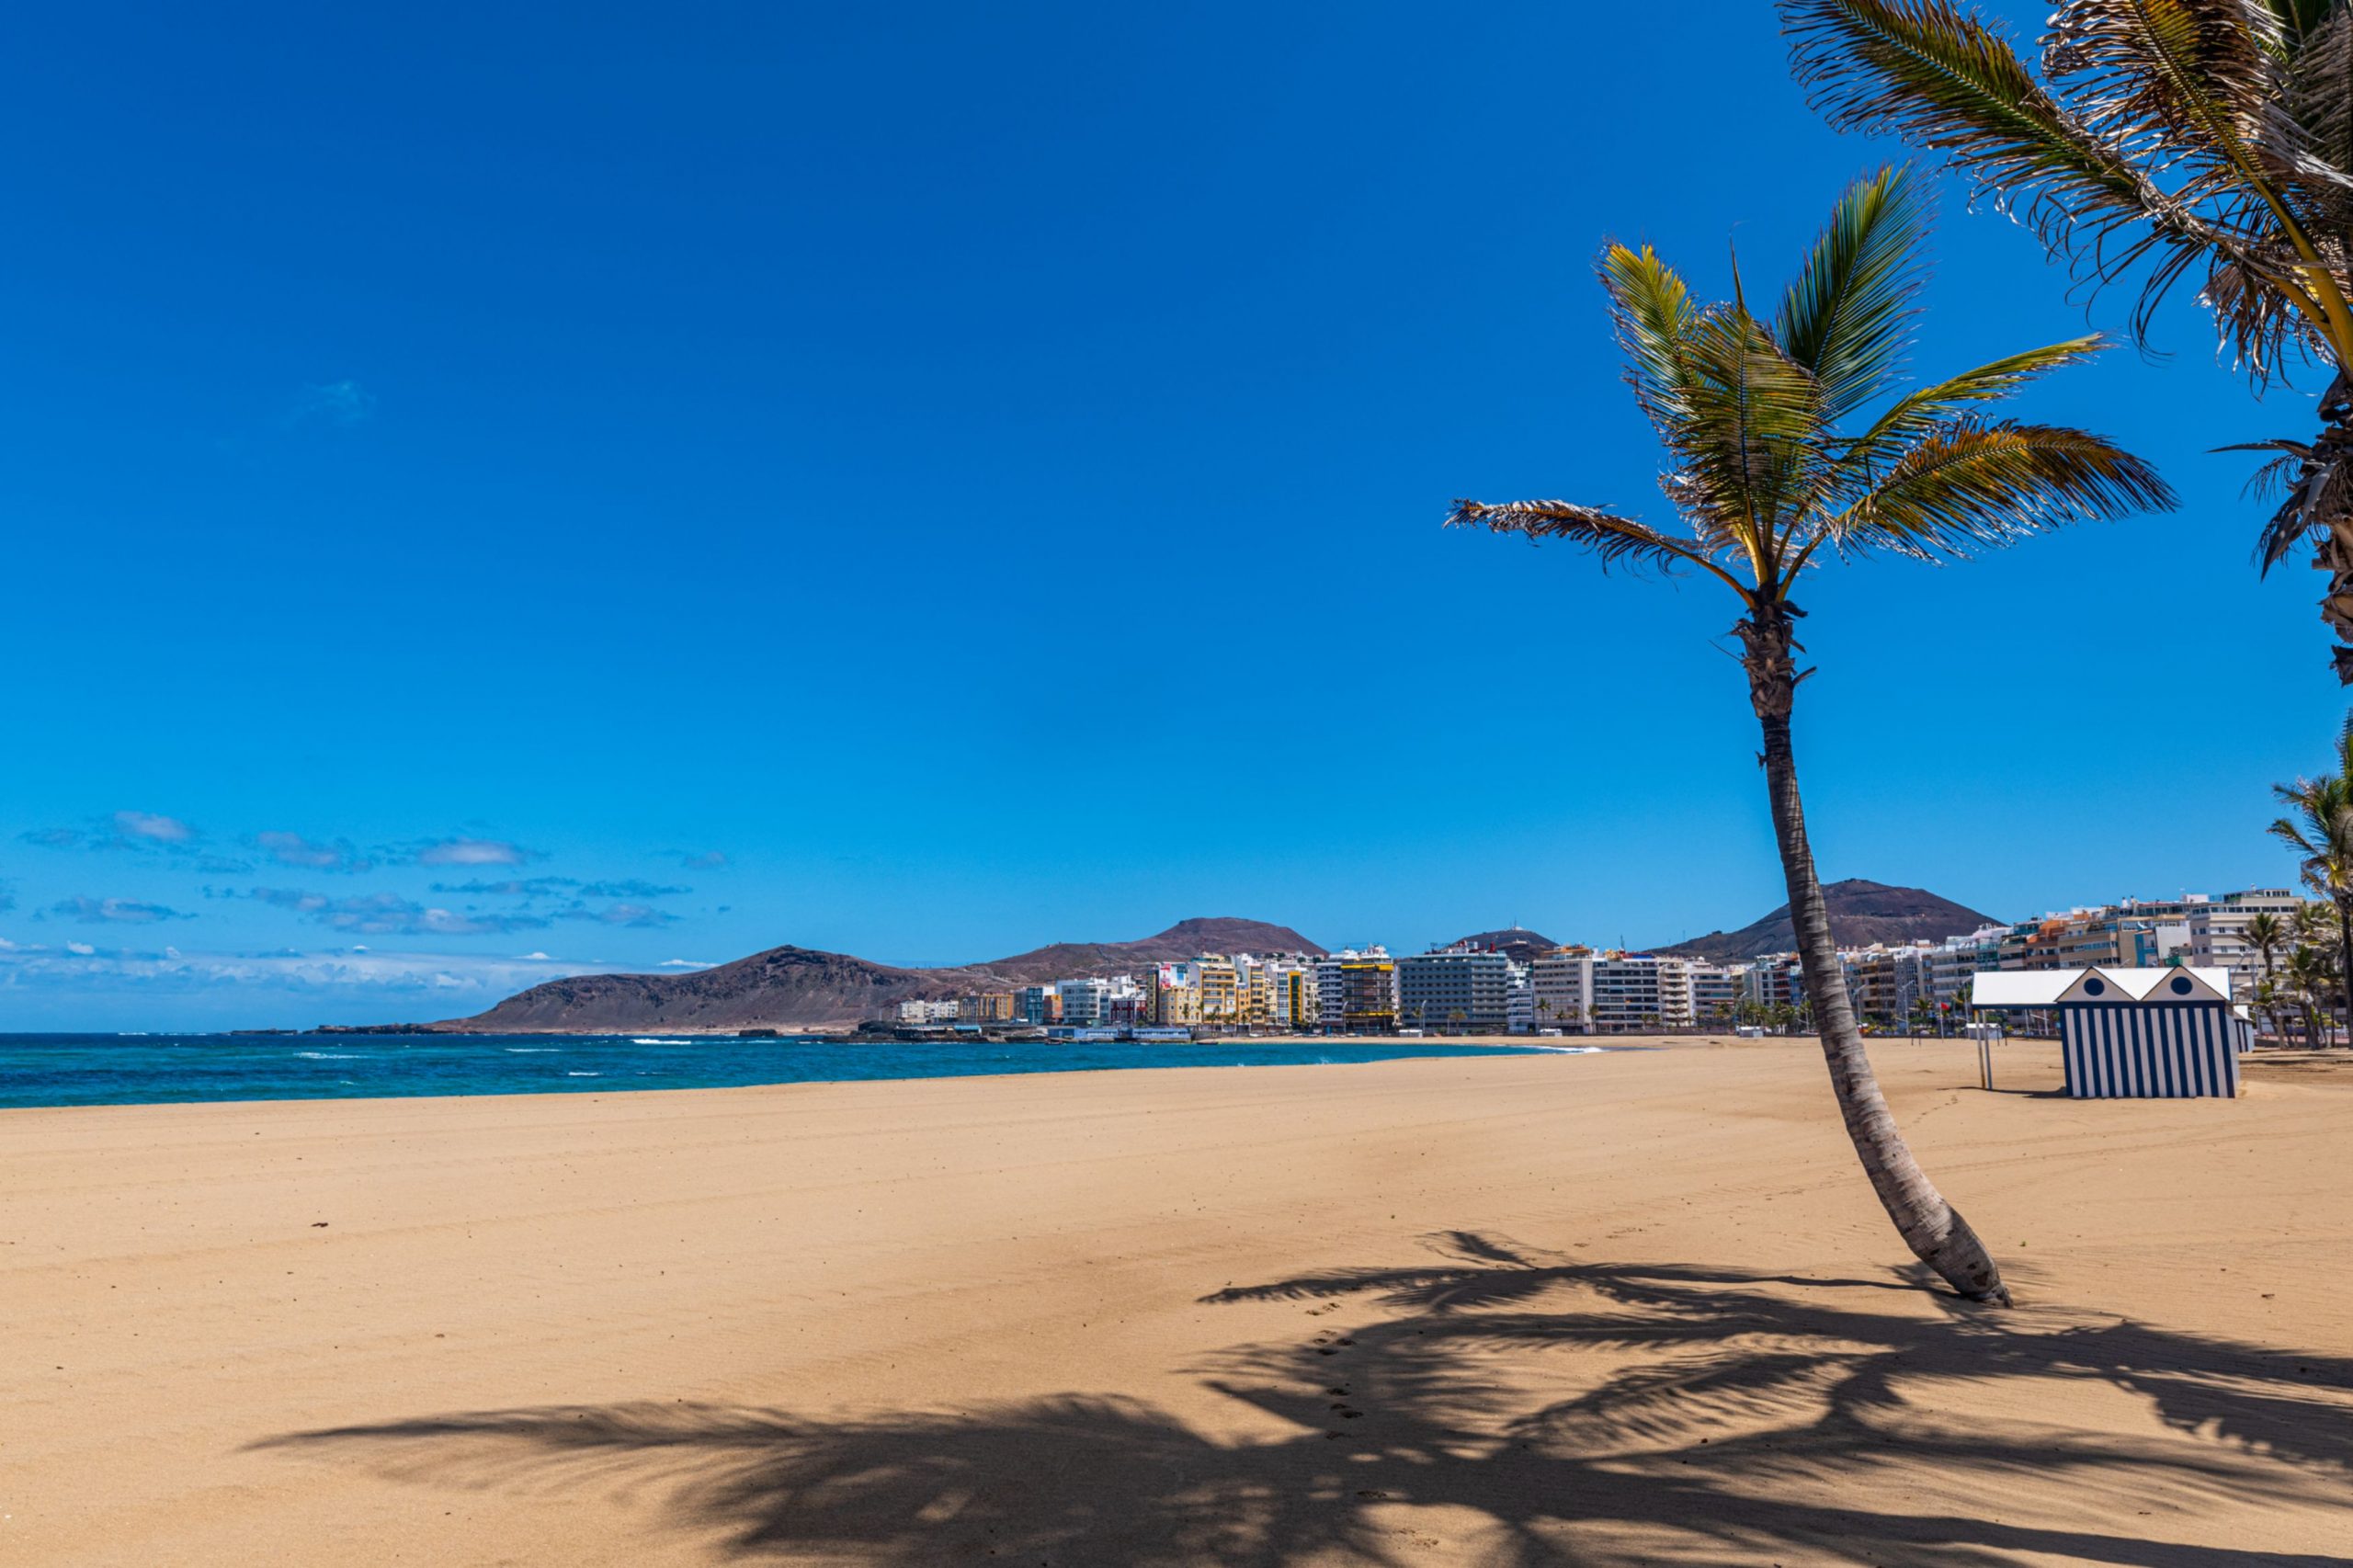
[5, 1039, 2347, 1564]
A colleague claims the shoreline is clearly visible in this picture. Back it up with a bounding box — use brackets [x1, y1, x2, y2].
[0, 1030, 1618, 1117]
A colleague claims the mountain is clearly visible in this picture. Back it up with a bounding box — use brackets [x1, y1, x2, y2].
[982, 917, 1324, 983]
[427, 917, 1324, 1034]
[1651, 881, 2001, 964]
[1450, 927, 1559, 965]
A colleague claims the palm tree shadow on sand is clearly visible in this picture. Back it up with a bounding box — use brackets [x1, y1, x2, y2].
[253, 1232, 2353, 1565]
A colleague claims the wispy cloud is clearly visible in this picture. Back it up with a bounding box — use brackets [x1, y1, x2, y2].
[244, 888, 549, 937]
[255, 830, 373, 874]
[113, 810, 193, 845]
[0, 881, 13, 914]
[0, 941, 608, 1000]
[557, 903, 677, 928]
[406, 837, 540, 869]
[287, 379, 375, 427]
[50, 895, 195, 925]
[659, 958, 715, 969]
[429, 876, 688, 901]
[22, 810, 215, 855]
[679, 851, 728, 870]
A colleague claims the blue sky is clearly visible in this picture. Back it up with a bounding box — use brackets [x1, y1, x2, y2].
[2, 1, 2339, 1029]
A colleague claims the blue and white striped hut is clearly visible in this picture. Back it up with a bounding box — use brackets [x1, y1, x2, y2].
[1972, 967, 2250, 1099]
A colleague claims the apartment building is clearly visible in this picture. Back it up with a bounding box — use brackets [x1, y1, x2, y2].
[1014, 984, 1063, 1026]
[961, 991, 1017, 1024]
[1315, 948, 1399, 1033]
[1396, 946, 1513, 1033]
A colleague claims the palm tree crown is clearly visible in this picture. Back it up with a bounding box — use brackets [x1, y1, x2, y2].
[1781, 0, 2353, 677]
[1449, 165, 2173, 690]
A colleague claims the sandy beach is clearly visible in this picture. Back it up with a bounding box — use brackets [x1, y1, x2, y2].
[5, 1038, 2348, 1565]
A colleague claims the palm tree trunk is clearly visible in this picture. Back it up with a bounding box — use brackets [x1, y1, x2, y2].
[2336, 900, 2353, 1049]
[1740, 605, 2009, 1304]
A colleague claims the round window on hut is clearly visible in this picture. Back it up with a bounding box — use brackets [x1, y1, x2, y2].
[2083, 977, 2106, 996]
[2170, 974, 2194, 995]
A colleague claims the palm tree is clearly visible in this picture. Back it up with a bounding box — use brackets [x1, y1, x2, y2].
[2242, 909, 2288, 1040]
[2270, 715, 2353, 1033]
[1449, 166, 2172, 1304]
[2285, 939, 2336, 1046]
[1783, 0, 2353, 680]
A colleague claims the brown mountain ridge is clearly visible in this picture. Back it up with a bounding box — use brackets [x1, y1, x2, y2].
[1650, 880, 2001, 965]
[421, 916, 1324, 1034]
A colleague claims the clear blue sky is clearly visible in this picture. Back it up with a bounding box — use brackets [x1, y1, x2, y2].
[2, 1, 2339, 1029]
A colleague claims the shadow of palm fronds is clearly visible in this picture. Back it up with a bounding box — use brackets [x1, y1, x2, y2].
[255, 1230, 2353, 1566]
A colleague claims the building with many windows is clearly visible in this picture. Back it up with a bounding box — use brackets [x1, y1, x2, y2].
[1014, 985, 1063, 1025]
[1396, 946, 1513, 1033]
[1315, 948, 1399, 1033]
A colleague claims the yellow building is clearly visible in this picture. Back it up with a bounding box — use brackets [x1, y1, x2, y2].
[1150, 962, 1202, 1027]
[1196, 958, 1240, 1027]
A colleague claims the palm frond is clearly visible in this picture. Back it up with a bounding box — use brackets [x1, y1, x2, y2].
[2215, 432, 2347, 566]
[1776, 165, 1935, 422]
[2042, 0, 2288, 187]
[1673, 302, 1827, 555]
[1780, 0, 2317, 370]
[1444, 499, 1745, 588]
[1847, 334, 2109, 455]
[2281, 3, 2353, 183]
[1782, 0, 2160, 245]
[1826, 420, 2177, 559]
[1598, 244, 1701, 444]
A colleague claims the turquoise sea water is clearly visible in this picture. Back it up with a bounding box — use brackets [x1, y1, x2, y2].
[0, 1032, 1594, 1110]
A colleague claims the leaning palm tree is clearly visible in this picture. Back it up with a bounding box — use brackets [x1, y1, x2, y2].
[2271, 717, 2353, 1030]
[1782, 0, 2353, 680]
[1449, 166, 2173, 1304]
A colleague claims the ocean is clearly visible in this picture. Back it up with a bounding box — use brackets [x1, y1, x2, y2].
[0, 1032, 1599, 1110]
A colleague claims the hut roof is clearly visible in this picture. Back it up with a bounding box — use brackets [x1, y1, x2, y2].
[1971, 967, 2232, 1007]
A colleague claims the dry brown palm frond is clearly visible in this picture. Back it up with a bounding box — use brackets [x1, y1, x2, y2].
[1443, 499, 1744, 587]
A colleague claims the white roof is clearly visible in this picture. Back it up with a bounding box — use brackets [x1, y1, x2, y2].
[1969, 967, 2233, 1006]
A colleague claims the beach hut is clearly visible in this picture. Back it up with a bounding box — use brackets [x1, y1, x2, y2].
[1970, 967, 2249, 1099]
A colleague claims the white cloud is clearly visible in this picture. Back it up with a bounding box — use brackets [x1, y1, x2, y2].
[51, 895, 195, 925]
[414, 837, 538, 868]
[0, 942, 616, 997]
[244, 887, 547, 937]
[114, 810, 194, 844]
[256, 830, 372, 873]
[659, 958, 715, 969]
[289, 379, 375, 426]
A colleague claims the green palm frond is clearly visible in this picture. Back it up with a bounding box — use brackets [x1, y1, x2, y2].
[1443, 500, 1744, 587]
[1598, 244, 1701, 443]
[1775, 164, 1934, 423]
[1826, 420, 2177, 560]
[1847, 335, 2109, 456]
[1671, 301, 1826, 553]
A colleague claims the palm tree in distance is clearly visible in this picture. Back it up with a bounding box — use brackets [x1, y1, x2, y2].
[1783, 0, 2353, 682]
[2242, 909, 2287, 1040]
[1449, 166, 2173, 1303]
[2284, 939, 2336, 1046]
[2270, 715, 2353, 1036]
